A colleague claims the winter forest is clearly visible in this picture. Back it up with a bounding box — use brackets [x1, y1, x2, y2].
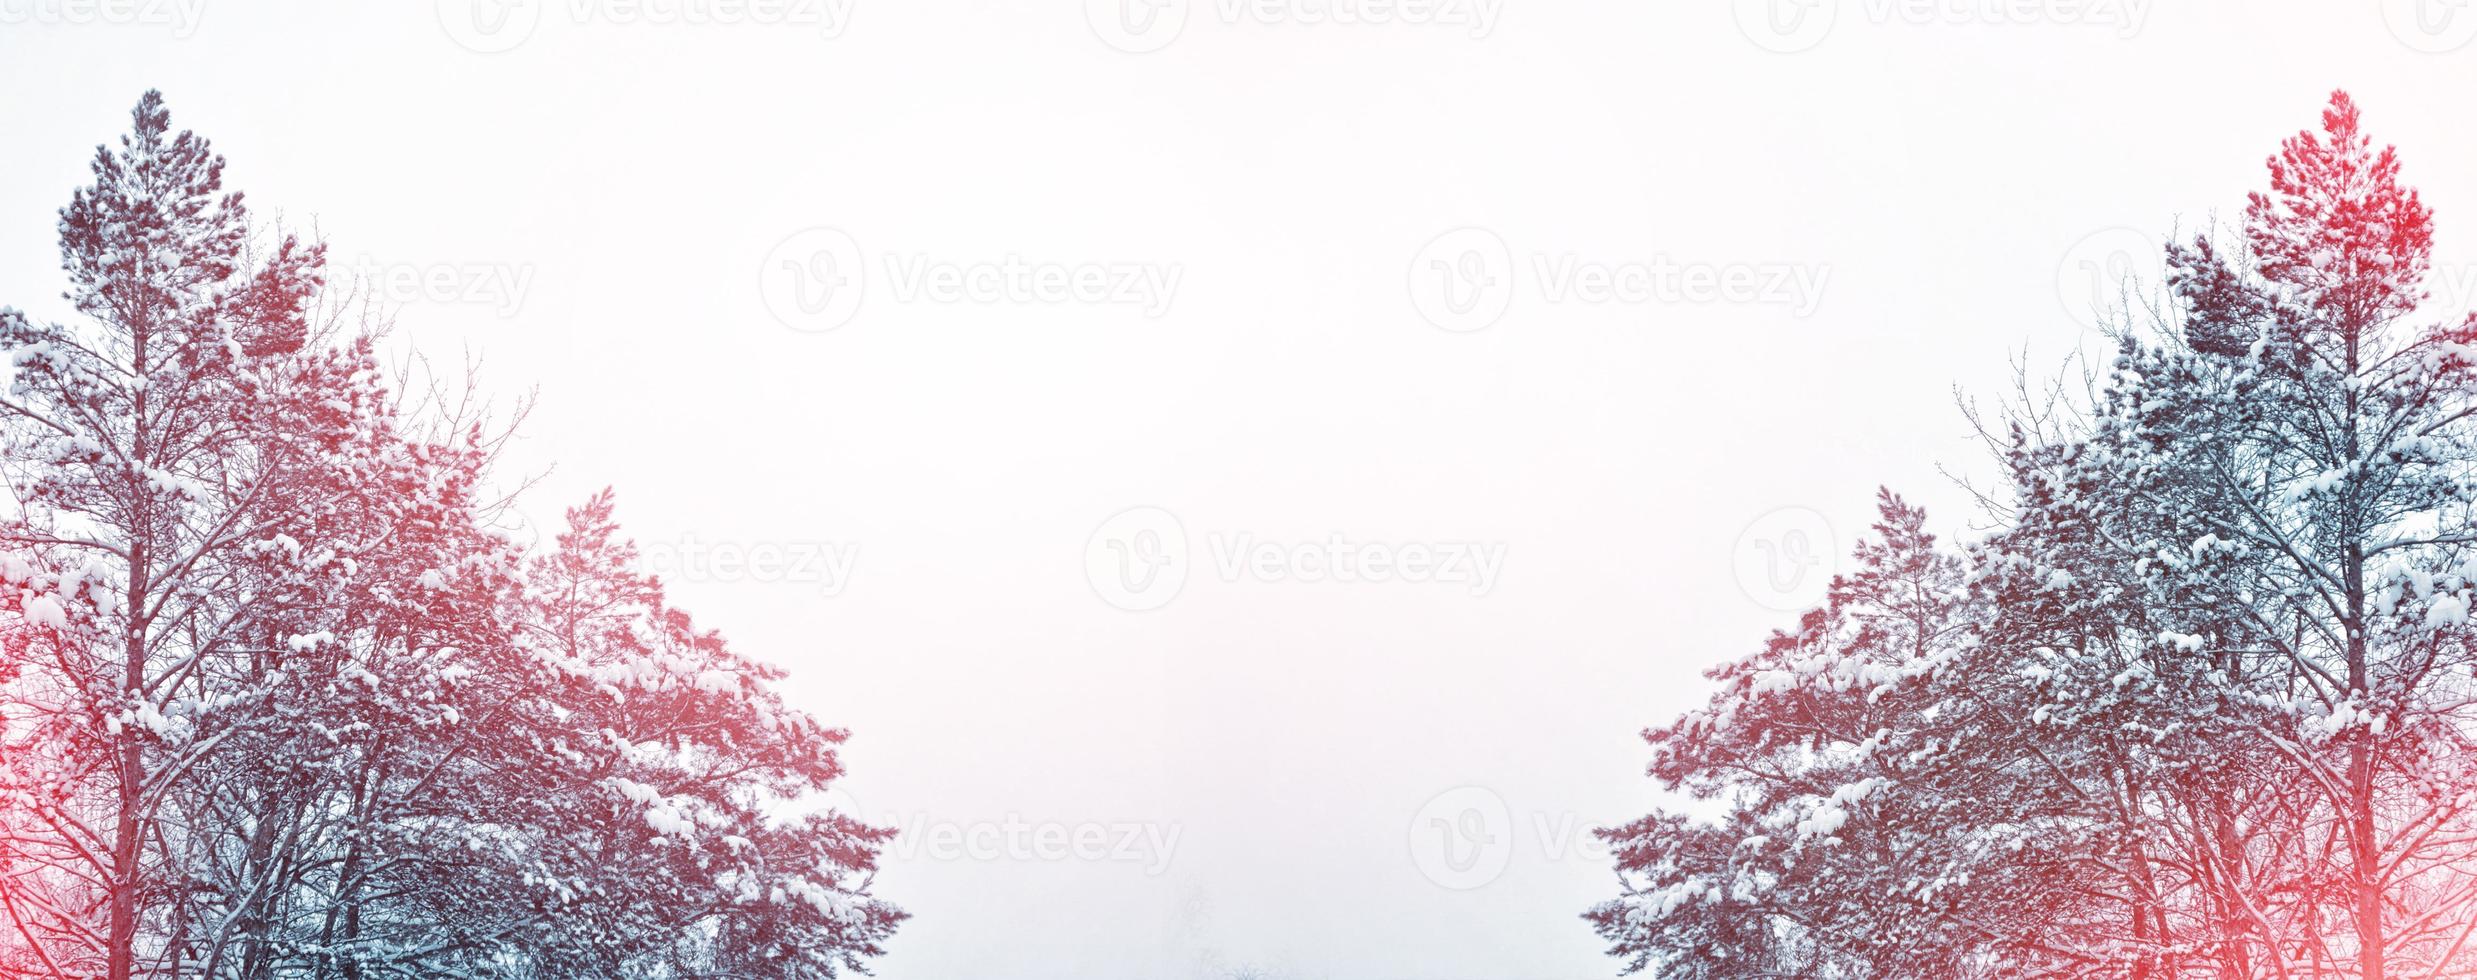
[6, 65, 2476, 980]
[0, 95, 902, 977]
[1591, 93, 2477, 978]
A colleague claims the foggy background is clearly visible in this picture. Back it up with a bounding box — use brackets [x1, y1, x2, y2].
[4, 1, 2475, 975]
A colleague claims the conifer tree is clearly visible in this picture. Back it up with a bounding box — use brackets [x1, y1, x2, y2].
[1598, 91, 2477, 979]
[0, 92, 903, 978]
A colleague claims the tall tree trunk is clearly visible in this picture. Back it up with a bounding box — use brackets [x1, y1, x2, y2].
[2344, 326, 2383, 980]
[109, 541, 148, 980]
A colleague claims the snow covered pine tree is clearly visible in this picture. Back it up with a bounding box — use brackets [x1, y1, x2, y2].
[1593, 92, 2477, 978]
[0, 93, 901, 976]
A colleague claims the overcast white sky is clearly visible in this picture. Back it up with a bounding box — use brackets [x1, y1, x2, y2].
[5, 1, 2477, 976]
